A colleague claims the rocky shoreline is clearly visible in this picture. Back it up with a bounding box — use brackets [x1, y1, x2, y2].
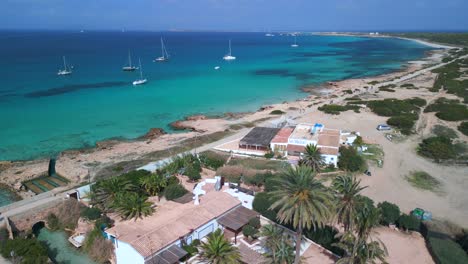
[0, 37, 453, 200]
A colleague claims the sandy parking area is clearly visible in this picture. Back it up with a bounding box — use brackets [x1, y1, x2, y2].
[374, 227, 434, 264]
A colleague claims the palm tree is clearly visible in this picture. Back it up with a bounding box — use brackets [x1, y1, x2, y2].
[332, 175, 367, 231]
[92, 177, 136, 211]
[334, 232, 387, 264]
[269, 165, 334, 264]
[113, 193, 154, 221]
[299, 144, 324, 172]
[261, 224, 285, 263]
[198, 229, 241, 264]
[271, 238, 296, 264]
[354, 203, 381, 241]
[139, 173, 167, 196]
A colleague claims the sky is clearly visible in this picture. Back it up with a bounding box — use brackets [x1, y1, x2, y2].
[1, 0, 468, 31]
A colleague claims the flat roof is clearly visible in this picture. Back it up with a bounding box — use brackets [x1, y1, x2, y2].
[106, 191, 240, 258]
[239, 127, 280, 147]
[317, 133, 340, 148]
[217, 206, 259, 231]
[271, 127, 294, 144]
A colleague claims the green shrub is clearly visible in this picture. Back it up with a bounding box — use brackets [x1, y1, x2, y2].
[457, 233, 468, 254]
[343, 89, 353, 94]
[164, 184, 188, 200]
[318, 104, 360, 115]
[264, 152, 274, 159]
[424, 98, 468, 121]
[252, 192, 277, 221]
[185, 163, 201, 182]
[199, 151, 227, 170]
[458, 122, 468, 136]
[0, 237, 49, 263]
[264, 176, 280, 192]
[428, 236, 468, 264]
[377, 201, 401, 225]
[244, 173, 267, 187]
[418, 136, 456, 161]
[47, 212, 61, 231]
[432, 125, 459, 139]
[397, 214, 421, 231]
[304, 225, 343, 256]
[387, 114, 418, 135]
[337, 146, 366, 172]
[270, 110, 285, 115]
[242, 225, 258, 239]
[248, 217, 261, 229]
[81, 207, 102, 221]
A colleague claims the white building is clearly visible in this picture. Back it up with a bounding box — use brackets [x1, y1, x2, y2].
[104, 183, 258, 264]
[285, 123, 341, 167]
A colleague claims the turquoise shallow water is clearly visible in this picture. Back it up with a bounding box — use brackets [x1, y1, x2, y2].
[0, 31, 432, 161]
[36, 227, 96, 264]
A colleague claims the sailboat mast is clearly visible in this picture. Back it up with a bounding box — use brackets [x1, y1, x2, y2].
[229, 40, 232, 56]
[161, 38, 164, 58]
[139, 59, 143, 79]
[63, 56, 67, 70]
[128, 51, 132, 67]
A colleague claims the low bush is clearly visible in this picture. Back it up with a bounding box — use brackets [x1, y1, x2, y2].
[248, 217, 261, 229]
[81, 207, 102, 221]
[457, 233, 468, 254]
[244, 173, 268, 188]
[427, 236, 468, 264]
[242, 225, 259, 239]
[318, 104, 360, 115]
[270, 110, 285, 115]
[397, 214, 421, 232]
[0, 237, 49, 263]
[366, 98, 425, 116]
[252, 192, 277, 221]
[387, 114, 418, 135]
[164, 184, 188, 200]
[264, 152, 274, 159]
[304, 225, 343, 256]
[424, 98, 468, 121]
[377, 201, 401, 225]
[337, 146, 366, 172]
[458, 122, 468, 136]
[418, 136, 456, 162]
[216, 165, 257, 183]
[185, 163, 201, 182]
[432, 125, 458, 139]
[47, 213, 61, 231]
[199, 151, 227, 170]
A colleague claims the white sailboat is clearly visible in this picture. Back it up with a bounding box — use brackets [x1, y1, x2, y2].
[223, 40, 236, 61]
[154, 38, 169, 62]
[133, 59, 147, 85]
[291, 36, 299, 48]
[123, 51, 138, 71]
[57, 56, 72, 76]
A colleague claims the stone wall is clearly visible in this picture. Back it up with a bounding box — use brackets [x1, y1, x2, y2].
[9, 199, 62, 232]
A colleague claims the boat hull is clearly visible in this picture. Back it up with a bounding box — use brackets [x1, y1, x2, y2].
[133, 79, 147, 85]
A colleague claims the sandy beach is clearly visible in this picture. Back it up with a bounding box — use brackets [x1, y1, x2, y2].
[1, 36, 467, 230]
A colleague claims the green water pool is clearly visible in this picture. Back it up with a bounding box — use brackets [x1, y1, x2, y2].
[36, 227, 96, 264]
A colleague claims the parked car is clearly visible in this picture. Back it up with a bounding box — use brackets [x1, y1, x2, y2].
[411, 208, 432, 221]
[377, 124, 391, 131]
[364, 169, 372, 176]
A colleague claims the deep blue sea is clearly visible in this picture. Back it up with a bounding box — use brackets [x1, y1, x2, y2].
[0, 31, 432, 161]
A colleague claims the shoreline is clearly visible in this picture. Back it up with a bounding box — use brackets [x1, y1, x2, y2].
[0, 35, 454, 195]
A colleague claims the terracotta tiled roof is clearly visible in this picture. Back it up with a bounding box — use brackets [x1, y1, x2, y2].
[271, 127, 294, 143]
[287, 144, 306, 153]
[106, 191, 240, 258]
[318, 146, 339, 155]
